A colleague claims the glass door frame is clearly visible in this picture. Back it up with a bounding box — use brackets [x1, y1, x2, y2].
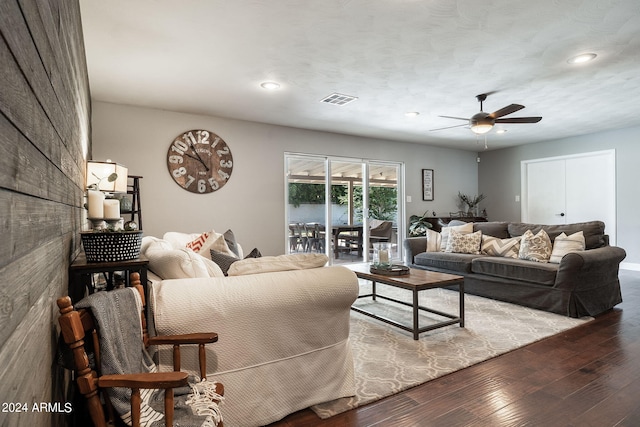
[285, 152, 405, 265]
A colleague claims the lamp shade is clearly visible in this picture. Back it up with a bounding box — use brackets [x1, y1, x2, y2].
[86, 160, 128, 192]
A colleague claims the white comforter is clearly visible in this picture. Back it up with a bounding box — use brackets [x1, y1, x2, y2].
[149, 266, 359, 427]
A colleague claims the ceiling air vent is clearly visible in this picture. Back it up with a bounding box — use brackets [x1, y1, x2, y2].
[320, 93, 358, 106]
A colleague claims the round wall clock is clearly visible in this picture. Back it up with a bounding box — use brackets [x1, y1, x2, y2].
[166, 129, 233, 194]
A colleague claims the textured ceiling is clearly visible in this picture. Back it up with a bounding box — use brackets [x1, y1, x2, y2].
[79, 0, 640, 151]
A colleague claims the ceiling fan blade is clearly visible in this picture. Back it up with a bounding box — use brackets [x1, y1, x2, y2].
[495, 116, 542, 124]
[429, 123, 469, 131]
[438, 115, 470, 121]
[489, 104, 525, 119]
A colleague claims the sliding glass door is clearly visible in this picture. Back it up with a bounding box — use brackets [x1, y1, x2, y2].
[285, 153, 404, 265]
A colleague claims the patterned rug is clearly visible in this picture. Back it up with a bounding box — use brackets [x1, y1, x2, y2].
[311, 281, 592, 418]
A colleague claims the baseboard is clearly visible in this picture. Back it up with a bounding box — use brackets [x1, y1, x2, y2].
[620, 262, 640, 271]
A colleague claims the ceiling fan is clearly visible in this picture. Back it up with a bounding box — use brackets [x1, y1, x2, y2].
[431, 94, 542, 134]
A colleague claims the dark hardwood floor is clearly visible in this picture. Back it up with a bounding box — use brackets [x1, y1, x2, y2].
[268, 270, 640, 427]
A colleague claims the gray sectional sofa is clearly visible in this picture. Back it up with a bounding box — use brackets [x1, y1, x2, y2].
[404, 221, 626, 318]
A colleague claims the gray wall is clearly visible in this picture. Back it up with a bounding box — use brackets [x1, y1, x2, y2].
[478, 125, 640, 268]
[92, 101, 479, 255]
[0, 1, 89, 426]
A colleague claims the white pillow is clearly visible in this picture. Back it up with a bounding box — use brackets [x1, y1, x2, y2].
[145, 239, 224, 279]
[141, 236, 173, 254]
[425, 228, 441, 252]
[440, 222, 474, 252]
[228, 253, 328, 276]
[550, 231, 585, 263]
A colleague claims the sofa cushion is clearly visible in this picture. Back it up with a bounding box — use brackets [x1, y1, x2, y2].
[481, 235, 521, 258]
[471, 257, 558, 286]
[518, 229, 552, 263]
[445, 230, 482, 254]
[227, 253, 328, 276]
[508, 221, 605, 249]
[413, 251, 483, 273]
[549, 231, 585, 263]
[474, 222, 510, 239]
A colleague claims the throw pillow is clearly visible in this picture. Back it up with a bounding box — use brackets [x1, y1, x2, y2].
[210, 247, 262, 276]
[185, 231, 211, 252]
[481, 235, 521, 258]
[445, 229, 482, 254]
[191, 233, 236, 260]
[549, 231, 585, 263]
[440, 222, 474, 252]
[518, 229, 552, 263]
[425, 228, 441, 252]
[209, 250, 239, 276]
[223, 229, 241, 258]
[146, 245, 224, 279]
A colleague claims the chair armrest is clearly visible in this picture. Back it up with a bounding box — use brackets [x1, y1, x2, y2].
[404, 237, 429, 264]
[148, 333, 218, 379]
[148, 332, 218, 345]
[98, 371, 188, 389]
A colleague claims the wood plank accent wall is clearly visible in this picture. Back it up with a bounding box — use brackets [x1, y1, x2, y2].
[0, 1, 89, 426]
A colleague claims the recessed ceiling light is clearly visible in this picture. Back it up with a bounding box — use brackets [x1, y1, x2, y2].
[260, 81, 281, 90]
[567, 53, 597, 64]
[405, 112, 420, 117]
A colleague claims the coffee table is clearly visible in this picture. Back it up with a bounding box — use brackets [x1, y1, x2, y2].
[347, 264, 464, 340]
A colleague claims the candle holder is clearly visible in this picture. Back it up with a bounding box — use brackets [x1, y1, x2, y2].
[372, 242, 392, 269]
[88, 218, 106, 230]
[105, 217, 123, 229]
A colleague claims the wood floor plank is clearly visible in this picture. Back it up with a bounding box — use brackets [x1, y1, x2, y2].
[268, 273, 640, 426]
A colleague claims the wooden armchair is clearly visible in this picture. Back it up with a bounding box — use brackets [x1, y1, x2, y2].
[57, 273, 224, 427]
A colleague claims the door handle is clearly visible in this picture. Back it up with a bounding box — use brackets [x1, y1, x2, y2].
[556, 212, 565, 217]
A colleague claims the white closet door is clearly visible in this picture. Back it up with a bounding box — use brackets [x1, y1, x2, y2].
[522, 150, 616, 244]
[522, 159, 566, 225]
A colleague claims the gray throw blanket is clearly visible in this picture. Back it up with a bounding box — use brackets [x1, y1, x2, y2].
[77, 288, 222, 427]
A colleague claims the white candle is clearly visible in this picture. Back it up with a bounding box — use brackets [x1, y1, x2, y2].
[379, 249, 389, 264]
[87, 190, 105, 218]
[103, 199, 120, 219]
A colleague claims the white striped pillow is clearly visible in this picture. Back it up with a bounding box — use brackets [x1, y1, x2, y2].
[550, 231, 585, 263]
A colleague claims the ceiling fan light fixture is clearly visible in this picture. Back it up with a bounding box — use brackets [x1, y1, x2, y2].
[470, 123, 493, 134]
[470, 112, 494, 134]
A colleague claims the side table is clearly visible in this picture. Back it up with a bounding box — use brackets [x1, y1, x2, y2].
[68, 252, 149, 303]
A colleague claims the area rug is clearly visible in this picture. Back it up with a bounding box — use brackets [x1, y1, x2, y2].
[311, 282, 592, 418]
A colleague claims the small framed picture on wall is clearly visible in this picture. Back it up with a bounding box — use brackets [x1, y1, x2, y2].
[422, 169, 434, 201]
